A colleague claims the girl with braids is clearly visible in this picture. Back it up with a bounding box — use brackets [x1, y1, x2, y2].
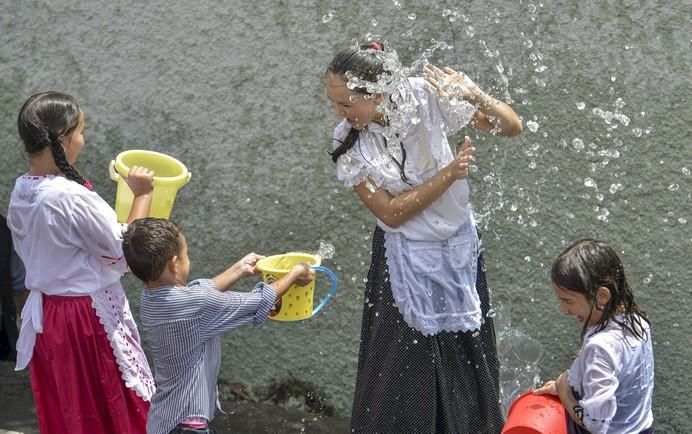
[325, 42, 522, 433]
[7, 91, 156, 434]
[535, 239, 654, 434]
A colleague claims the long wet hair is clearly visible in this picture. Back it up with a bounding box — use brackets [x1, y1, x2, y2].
[327, 42, 387, 164]
[551, 239, 649, 344]
[17, 91, 87, 186]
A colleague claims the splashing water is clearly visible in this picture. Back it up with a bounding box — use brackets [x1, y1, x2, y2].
[317, 240, 336, 260]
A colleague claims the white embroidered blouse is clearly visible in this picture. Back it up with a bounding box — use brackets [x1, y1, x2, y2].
[332, 77, 477, 242]
[332, 77, 484, 335]
[7, 174, 154, 400]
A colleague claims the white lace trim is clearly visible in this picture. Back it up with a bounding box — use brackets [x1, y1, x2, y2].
[91, 286, 155, 400]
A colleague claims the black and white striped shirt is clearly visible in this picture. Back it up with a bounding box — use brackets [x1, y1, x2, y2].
[139, 278, 276, 434]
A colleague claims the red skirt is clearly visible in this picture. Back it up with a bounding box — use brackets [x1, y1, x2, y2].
[29, 294, 149, 434]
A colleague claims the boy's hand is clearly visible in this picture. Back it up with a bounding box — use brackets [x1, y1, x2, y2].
[292, 263, 315, 287]
[124, 166, 155, 197]
[236, 253, 265, 278]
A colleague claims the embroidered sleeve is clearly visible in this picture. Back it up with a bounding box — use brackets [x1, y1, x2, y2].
[576, 342, 620, 434]
[196, 279, 277, 339]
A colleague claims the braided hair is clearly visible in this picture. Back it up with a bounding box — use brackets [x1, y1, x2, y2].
[551, 239, 649, 345]
[17, 91, 87, 186]
[327, 42, 387, 164]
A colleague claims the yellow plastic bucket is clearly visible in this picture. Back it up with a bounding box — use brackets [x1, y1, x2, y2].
[256, 252, 339, 321]
[109, 150, 191, 223]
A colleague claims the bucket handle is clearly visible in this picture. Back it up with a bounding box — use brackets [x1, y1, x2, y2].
[109, 160, 192, 186]
[108, 160, 120, 181]
[310, 265, 339, 317]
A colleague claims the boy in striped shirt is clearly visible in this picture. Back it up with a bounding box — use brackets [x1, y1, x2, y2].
[123, 218, 313, 434]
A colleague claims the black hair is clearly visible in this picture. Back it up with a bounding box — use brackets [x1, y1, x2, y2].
[122, 218, 185, 283]
[17, 91, 87, 186]
[551, 239, 649, 344]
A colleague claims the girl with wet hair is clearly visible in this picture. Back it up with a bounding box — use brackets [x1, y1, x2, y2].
[325, 42, 522, 433]
[8, 91, 157, 433]
[535, 239, 654, 433]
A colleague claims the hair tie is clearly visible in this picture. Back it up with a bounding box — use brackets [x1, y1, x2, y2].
[370, 41, 383, 51]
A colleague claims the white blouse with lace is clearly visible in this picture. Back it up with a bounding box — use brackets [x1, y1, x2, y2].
[567, 316, 654, 434]
[332, 77, 477, 242]
[332, 77, 484, 335]
[7, 175, 155, 400]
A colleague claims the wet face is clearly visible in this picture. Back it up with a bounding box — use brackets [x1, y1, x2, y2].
[552, 282, 603, 327]
[326, 72, 382, 130]
[62, 111, 85, 165]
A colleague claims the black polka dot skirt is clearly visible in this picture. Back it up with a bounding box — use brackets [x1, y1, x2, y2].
[350, 226, 504, 434]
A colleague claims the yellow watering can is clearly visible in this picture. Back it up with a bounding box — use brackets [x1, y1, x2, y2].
[256, 252, 339, 321]
[109, 150, 191, 223]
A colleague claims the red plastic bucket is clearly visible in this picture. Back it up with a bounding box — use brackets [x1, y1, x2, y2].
[502, 391, 568, 434]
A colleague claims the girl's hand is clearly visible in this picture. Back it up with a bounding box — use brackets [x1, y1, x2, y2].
[292, 263, 315, 287]
[424, 65, 484, 103]
[534, 379, 559, 396]
[124, 166, 154, 197]
[235, 252, 265, 278]
[446, 136, 475, 180]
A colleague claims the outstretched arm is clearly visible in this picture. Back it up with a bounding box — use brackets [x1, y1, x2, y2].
[355, 137, 475, 228]
[424, 65, 523, 137]
[213, 252, 264, 291]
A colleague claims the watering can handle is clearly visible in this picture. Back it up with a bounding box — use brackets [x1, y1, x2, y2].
[310, 265, 339, 317]
[108, 160, 119, 181]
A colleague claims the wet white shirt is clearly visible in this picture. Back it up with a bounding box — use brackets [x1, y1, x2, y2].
[568, 316, 654, 434]
[333, 77, 477, 242]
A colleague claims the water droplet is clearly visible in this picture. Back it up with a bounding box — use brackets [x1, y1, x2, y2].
[682, 167, 690, 176]
[317, 240, 336, 260]
[584, 177, 597, 189]
[576, 102, 586, 110]
[486, 309, 496, 318]
[472, 330, 481, 337]
[407, 13, 417, 20]
[412, 339, 418, 344]
[526, 120, 539, 132]
[321, 10, 335, 23]
[597, 207, 610, 222]
[524, 256, 531, 262]
[572, 138, 584, 151]
[609, 183, 623, 194]
[371, 18, 378, 27]
[668, 184, 680, 192]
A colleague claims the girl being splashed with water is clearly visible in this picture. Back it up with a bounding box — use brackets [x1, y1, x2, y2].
[535, 239, 654, 434]
[325, 41, 522, 433]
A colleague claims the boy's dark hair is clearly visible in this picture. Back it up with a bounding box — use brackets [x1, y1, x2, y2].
[17, 91, 87, 186]
[122, 218, 184, 283]
[551, 239, 649, 344]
